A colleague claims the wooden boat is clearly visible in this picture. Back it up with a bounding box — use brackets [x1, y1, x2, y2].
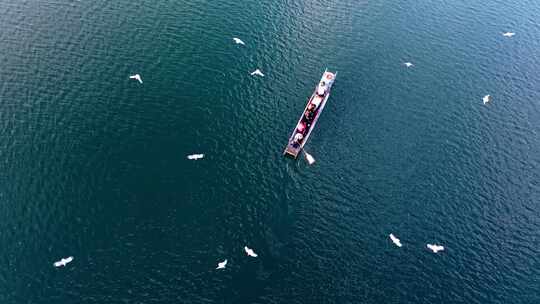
[284, 69, 337, 158]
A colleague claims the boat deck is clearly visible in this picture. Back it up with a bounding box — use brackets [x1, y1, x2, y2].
[284, 70, 336, 159]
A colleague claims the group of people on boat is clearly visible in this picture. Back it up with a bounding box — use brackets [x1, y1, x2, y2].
[291, 81, 327, 148]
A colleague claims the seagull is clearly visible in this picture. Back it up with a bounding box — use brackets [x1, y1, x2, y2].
[53, 256, 74, 267]
[129, 74, 143, 84]
[502, 32, 515, 37]
[389, 233, 402, 247]
[303, 150, 315, 165]
[216, 259, 227, 269]
[233, 37, 245, 45]
[187, 154, 204, 160]
[483, 95, 491, 105]
[244, 246, 258, 257]
[404, 62, 414, 68]
[250, 69, 264, 77]
[427, 244, 444, 253]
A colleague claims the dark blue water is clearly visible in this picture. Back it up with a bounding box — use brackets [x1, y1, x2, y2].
[0, 0, 539, 303]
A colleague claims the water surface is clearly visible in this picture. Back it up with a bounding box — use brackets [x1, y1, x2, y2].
[0, 0, 539, 303]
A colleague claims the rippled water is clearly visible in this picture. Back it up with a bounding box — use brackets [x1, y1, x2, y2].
[0, 0, 539, 303]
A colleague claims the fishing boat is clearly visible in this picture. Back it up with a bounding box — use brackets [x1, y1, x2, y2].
[284, 69, 337, 158]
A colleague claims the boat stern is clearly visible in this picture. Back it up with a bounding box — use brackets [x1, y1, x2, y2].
[283, 142, 301, 158]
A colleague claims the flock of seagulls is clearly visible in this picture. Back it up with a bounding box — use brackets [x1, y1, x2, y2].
[215, 246, 258, 270]
[389, 233, 444, 253]
[233, 37, 264, 77]
[54, 30, 517, 270]
[127, 37, 263, 165]
[404, 30, 516, 105]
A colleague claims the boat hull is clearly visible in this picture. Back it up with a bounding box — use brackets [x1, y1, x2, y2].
[284, 70, 336, 158]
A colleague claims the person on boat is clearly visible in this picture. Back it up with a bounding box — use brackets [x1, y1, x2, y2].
[305, 106, 315, 121]
[297, 122, 306, 133]
[294, 132, 303, 143]
[301, 114, 312, 129]
[311, 96, 322, 109]
[317, 81, 326, 96]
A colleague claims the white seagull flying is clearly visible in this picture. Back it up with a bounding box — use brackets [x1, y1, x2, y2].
[233, 37, 245, 45]
[129, 74, 143, 84]
[187, 154, 204, 160]
[404, 62, 414, 68]
[502, 32, 515, 37]
[427, 244, 445, 253]
[244, 246, 258, 257]
[216, 259, 227, 269]
[250, 69, 264, 77]
[483, 95, 491, 105]
[389, 233, 403, 247]
[303, 150, 315, 165]
[54, 256, 74, 267]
